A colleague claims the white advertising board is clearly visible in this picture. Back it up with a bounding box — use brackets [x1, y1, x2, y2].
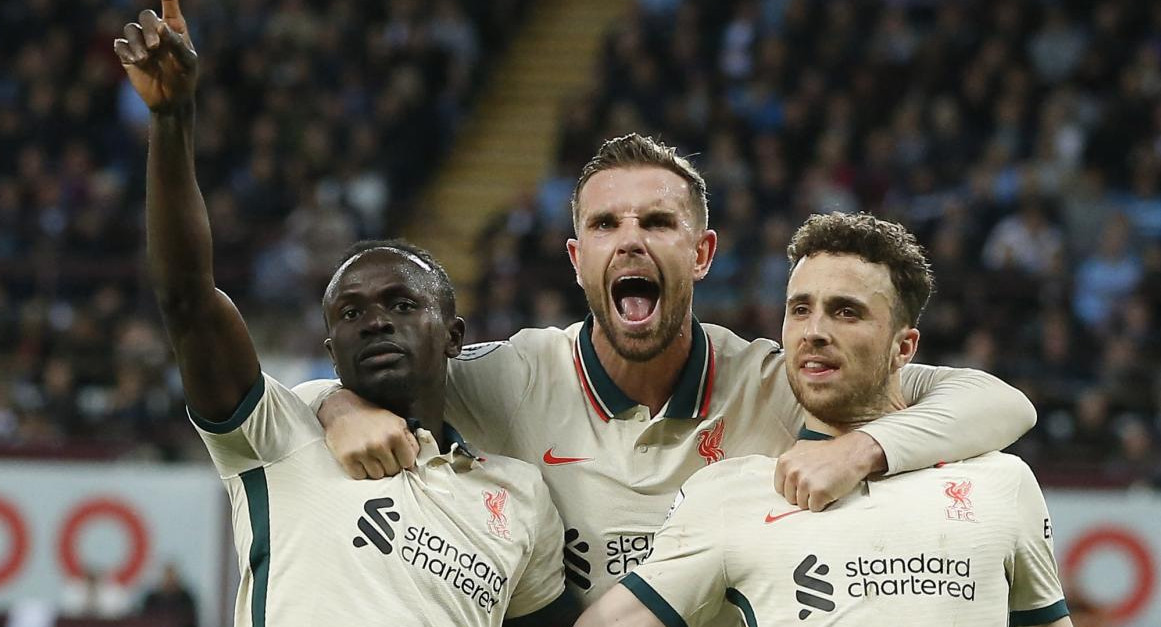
[1046, 489, 1161, 626]
[0, 461, 227, 627]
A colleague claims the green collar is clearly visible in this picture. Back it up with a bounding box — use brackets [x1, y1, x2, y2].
[797, 427, 834, 441]
[572, 314, 716, 421]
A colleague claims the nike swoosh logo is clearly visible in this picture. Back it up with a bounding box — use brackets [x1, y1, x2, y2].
[765, 509, 807, 524]
[543, 448, 594, 465]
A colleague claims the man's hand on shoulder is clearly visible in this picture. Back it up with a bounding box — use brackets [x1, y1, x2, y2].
[774, 431, 886, 512]
[320, 388, 419, 479]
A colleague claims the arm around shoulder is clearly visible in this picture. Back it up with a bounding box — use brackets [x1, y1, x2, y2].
[861, 364, 1035, 474]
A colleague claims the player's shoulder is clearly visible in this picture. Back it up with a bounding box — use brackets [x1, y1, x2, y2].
[939, 451, 1038, 488]
[685, 454, 778, 490]
[455, 323, 579, 364]
[701, 323, 785, 375]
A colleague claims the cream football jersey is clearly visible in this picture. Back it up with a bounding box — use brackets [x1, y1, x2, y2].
[297, 316, 1030, 619]
[624, 435, 1068, 626]
[192, 373, 565, 627]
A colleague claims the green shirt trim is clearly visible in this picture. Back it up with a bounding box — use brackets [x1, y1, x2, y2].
[1010, 599, 1069, 626]
[240, 467, 270, 627]
[620, 572, 687, 627]
[188, 376, 266, 434]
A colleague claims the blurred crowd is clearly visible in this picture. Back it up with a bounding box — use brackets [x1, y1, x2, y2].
[469, 0, 1161, 488]
[0, 0, 525, 460]
[1, 0, 1159, 488]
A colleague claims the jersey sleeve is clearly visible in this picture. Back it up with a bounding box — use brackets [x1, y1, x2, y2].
[618, 465, 729, 627]
[444, 339, 533, 452]
[1007, 461, 1069, 626]
[289, 377, 342, 413]
[191, 372, 323, 478]
[858, 365, 1036, 475]
[505, 473, 567, 619]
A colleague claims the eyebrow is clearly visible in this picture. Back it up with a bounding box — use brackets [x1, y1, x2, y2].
[786, 293, 871, 311]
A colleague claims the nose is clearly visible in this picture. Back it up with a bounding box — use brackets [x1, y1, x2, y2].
[360, 305, 395, 336]
[802, 312, 831, 347]
[614, 219, 647, 257]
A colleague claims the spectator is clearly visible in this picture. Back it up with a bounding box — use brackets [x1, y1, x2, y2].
[141, 562, 198, 627]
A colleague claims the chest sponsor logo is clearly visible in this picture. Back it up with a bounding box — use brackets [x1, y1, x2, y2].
[605, 533, 654, 576]
[943, 479, 977, 522]
[794, 554, 836, 620]
[563, 528, 592, 590]
[846, 553, 976, 601]
[483, 489, 511, 540]
[352, 497, 510, 613]
[543, 447, 594, 466]
[696, 418, 725, 465]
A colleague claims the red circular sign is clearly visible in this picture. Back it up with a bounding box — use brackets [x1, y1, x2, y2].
[1063, 526, 1156, 622]
[58, 499, 150, 586]
[0, 497, 30, 585]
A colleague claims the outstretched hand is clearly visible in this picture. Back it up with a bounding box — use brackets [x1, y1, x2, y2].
[113, 0, 198, 112]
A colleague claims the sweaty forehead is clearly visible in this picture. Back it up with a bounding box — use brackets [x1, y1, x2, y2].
[325, 248, 436, 303]
[577, 167, 691, 217]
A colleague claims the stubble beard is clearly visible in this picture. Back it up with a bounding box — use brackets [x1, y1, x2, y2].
[587, 280, 691, 363]
[788, 351, 894, 426]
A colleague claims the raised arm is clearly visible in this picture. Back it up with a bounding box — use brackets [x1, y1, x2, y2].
[115, 0, 259, 421]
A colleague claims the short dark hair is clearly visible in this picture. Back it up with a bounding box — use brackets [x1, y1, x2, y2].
[323, 239, 456, 323]
[786, 213, 933, 327]
[571, 133, 709, 233]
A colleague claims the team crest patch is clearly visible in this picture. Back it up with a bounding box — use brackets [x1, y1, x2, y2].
[483, 489, 511, 539]
[696, 419, 725, 465]
[456, 342, 506, 361]
[943, 479, 977, 523]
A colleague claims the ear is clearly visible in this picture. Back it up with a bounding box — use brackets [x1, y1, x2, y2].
[445, 316, 466, 358]
[692, 229, 718, 281]
[566, 238, 583, 287]
[324, 337, 337, 368]
[892, 327, 920, 372]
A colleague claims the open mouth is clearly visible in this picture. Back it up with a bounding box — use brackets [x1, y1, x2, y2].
[611, 276, 660, 323]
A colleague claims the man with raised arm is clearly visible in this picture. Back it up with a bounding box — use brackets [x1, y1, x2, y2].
[301, 136, 1037, 618]
[576, 213, 1070, 627]
[114, 3, 576, 624]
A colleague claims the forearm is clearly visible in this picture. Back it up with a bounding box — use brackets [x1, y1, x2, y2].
[146, 103, 215, 308]
[860, 365, 1036, 474]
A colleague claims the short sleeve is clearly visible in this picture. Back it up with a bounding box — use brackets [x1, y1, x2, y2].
[1007, 461, 1069, 626]
[192, 373, 323, 478]
[290, 377, 342, 413]
[505, 474, 567, 618]
[618, 466, 729, 627]
[444, 339, 533, 452]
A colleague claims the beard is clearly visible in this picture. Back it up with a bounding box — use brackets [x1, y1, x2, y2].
[787, 348, 894, 425]
[585, 277, 692, 362]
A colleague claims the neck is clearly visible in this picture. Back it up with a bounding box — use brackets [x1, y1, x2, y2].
[591, 312, 694, 416]
[368, 389, 446, 449]
[804, 374, 908, 436]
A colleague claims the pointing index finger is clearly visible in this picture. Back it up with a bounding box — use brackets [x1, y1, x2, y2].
[160, 0, 183, 23]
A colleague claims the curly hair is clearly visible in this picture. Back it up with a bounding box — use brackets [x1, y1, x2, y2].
[786, 212, 933, 327]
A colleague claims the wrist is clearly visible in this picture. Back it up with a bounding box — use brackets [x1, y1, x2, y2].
[150, 100, 195, 121]
[849, 430, 887, 476]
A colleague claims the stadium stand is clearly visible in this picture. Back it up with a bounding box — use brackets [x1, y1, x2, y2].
[1, 0, 1159, 496]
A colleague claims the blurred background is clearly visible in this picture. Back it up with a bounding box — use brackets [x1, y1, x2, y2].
[1, 0, 1160, 625]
